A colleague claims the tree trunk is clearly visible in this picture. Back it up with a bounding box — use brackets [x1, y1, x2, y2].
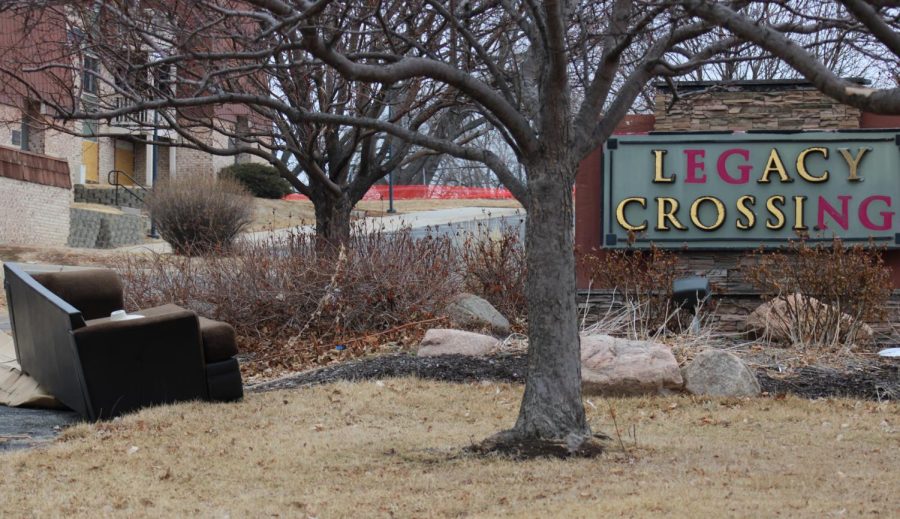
[313, 194, 352, 249]
[487, 155, 592, 453]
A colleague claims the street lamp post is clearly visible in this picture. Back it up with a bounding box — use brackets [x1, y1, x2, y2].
[387, 169, 396, 213]
[149, 108, 159, 238]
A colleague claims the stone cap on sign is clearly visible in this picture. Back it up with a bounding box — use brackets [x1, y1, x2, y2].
[653, 78, 869, 93]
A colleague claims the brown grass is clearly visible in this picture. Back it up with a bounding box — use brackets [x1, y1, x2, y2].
[0, 247, 135, 312]
[0, 245, 132, 267]
[250, 198, 523, 231]
[249, 198, 317, 231]
[1, 379, 897, 517]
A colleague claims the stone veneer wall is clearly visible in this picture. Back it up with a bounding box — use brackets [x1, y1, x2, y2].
[654, 87, 861, 132]
[68, 206, 144, 249]
[74, 184, 144, 209]
[0, 176, 70, 246]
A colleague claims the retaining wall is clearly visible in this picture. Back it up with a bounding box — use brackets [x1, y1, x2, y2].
[73, 184, 144, 209]
[68, 205, 145, 249]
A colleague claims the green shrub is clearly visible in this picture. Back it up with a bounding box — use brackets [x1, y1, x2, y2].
[219, 163, 293, 199]
[147, 175, 254, 256]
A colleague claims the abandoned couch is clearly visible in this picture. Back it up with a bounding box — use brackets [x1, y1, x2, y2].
[3, 263, 243, 420]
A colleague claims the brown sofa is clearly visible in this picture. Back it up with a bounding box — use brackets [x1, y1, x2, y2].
[3, 263, 243, 420]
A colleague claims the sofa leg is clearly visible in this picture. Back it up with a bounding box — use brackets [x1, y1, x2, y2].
[206, 358, 244, 402]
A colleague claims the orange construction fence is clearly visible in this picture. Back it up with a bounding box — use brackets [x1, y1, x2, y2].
[283, 184, 515, 202]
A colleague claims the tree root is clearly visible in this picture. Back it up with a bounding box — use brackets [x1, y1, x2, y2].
[468, 429, 610, 459]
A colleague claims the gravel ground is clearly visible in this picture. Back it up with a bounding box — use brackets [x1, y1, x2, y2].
[251, 352, 899, 401]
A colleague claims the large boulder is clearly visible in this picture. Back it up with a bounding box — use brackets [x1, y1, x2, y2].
[417, 328, 501, 357]
[682, 350, 761, 397]
[745, 293, 873, 345]
[580, 334, 683, 396]
[442, 293, 510, 336]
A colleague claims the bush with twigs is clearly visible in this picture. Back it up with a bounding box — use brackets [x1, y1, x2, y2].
[147, 175, 254, 256]
[578, 246, 689, 337]
[460, 222, 527, 327]
[744, 239, 890, 350]
[116, 227, 461, 375]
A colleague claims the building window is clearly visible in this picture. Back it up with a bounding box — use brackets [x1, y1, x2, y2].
[82, 56, 100, 95]
[17, 100, 45, 154]
[155, 63, 174, 97]
[82, 120, 98, 140]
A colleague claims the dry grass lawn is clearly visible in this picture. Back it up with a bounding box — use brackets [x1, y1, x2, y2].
[1, 379, 897, 518]
[250, 198, 522, 231]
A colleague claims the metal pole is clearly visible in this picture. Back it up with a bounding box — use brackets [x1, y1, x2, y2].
[387, 169, 396, 213]
[149, 109, 159, 238]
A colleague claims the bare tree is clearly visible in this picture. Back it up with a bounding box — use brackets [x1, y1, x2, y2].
[0, 1, 483, 246]
[8, 0, 892, 454]
[86, 0, 755, 453]
[274, 0, 754, 453]
[683, 0, 900, 113]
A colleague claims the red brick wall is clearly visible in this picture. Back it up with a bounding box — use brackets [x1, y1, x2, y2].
[859, 112, 900, 288]
[575, 115, 655, 287]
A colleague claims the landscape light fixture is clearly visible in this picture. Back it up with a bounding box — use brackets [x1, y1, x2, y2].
[672, 276, 711, 334]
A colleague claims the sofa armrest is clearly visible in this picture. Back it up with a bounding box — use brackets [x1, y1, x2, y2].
[72, 309, 208, 419]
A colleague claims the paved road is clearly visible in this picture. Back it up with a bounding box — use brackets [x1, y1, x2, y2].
[0, 407, 79, 452]
[119, 206, 525, 254]
[408, 213, 526, 242]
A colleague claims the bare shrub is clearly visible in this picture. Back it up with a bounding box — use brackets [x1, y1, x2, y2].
[116, 227, 461, 375]
[580, 299, 738, 366]
[578, 246, 685, 335]
[460, 222, 527, 327]
[745, 239, 891, 350]
[147, 175, 254, 256]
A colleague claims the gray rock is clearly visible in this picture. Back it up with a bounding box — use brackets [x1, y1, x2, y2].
[683, 349, 761, 397]
[442, 293, 510, 336]
[417, 328, 501, 357]
[580, 334, 683, 396]
[745, 293, 873, 346]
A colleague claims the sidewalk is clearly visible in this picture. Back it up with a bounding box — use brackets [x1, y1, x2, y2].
[120, 206, 524, 254]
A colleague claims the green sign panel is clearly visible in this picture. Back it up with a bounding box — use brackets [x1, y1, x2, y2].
[602, 131, 900, 249]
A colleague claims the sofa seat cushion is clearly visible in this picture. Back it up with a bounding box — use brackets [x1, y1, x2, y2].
[86, 304, 238, 363]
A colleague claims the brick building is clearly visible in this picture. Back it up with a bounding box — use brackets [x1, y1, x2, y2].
[0, 8, 265, 247]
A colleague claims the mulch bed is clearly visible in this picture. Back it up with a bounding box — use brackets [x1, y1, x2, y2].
[757, 364, 899, 401]
[250, 352, 898, 401]
[249, 353, 527, 392]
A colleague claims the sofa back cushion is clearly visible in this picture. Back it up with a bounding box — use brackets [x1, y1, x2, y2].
[33, 269, 125, 321]
[3, 263, 91, 418]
